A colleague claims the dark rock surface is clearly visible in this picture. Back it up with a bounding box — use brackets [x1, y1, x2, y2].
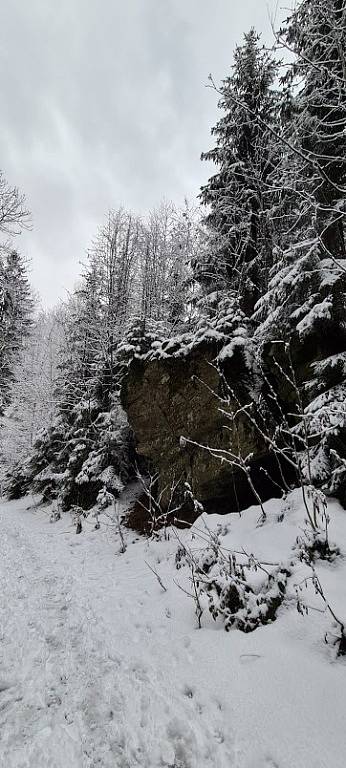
[122, 342, 291, 522]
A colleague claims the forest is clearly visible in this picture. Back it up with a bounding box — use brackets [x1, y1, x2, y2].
[1, 1, 346, 765]
[2, 1, 346, 520]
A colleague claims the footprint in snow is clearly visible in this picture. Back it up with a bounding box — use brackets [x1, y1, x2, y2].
[130, 660, 150, 682]
[213, 727, 225, 744]
[0, 680, 14, 693]
[46, 691, 62, 708]
[239, 653, 262, 665]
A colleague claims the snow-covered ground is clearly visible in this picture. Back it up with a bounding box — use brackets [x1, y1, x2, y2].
[1, 490, 346, 768]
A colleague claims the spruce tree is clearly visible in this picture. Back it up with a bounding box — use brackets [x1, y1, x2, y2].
[199, 29, 279, 315]
[256, 0, 346, 339]
[254, 0, 346, 494]
[283, 0, 346, 260]
[0, 250, 34, 412]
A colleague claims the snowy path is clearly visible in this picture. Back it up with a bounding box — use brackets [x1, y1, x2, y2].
[0, 498, 235, 767]
[1, 494, 346, 768]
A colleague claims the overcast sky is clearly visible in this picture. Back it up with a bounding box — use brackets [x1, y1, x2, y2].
[0, 0, 282, 307]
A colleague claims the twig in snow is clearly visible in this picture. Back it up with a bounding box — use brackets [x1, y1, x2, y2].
[144, 560, 167, 592]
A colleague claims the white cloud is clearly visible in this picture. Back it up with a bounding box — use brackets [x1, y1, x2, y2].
[0, 0, 281, 306]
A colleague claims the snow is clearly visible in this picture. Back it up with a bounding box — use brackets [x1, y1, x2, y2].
[1, 490, 346, 767]
[296, 297, 333, 337]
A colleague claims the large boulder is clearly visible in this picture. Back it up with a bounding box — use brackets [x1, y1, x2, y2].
[122, 342, 289, 522]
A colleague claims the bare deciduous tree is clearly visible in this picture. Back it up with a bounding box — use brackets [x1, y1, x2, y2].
[0, 170, 30, 236]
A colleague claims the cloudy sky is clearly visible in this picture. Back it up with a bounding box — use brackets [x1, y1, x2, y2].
[0, 0, 282, 307]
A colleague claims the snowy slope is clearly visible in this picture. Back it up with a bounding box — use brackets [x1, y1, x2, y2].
[0, 490, 346, 768]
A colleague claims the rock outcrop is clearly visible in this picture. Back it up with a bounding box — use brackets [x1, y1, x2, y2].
[122, 342, 291, 522]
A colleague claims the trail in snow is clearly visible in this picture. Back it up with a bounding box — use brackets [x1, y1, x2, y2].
[1, 492, 346, 768]
[0, 498, 235, 768]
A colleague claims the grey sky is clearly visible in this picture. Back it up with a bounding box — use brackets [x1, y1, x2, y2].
[0, 0, 281, 307]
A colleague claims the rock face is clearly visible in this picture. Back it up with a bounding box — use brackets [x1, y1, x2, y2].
[122, 342, 289, 522]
